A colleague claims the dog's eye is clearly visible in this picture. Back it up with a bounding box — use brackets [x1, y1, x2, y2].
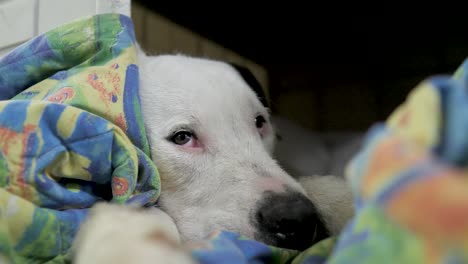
[255, 115, 267, 129]
[171, 131, 193, 145]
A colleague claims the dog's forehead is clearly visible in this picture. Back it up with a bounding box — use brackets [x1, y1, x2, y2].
[151, 55, 263, 110]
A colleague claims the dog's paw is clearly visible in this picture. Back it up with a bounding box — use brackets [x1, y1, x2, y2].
[72, 202, 196, 264]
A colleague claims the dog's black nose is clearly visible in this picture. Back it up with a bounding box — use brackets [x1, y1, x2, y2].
[254, 191, 329, 251]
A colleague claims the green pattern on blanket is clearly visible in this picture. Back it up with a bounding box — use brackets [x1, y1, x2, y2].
[0, 14, 160, 263]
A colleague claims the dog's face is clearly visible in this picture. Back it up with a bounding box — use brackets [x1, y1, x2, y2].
[138, 54, 328, 250]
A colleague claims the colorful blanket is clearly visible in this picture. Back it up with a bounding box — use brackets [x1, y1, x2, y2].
[0, 14, 160, 263]
[1, 12, 468, 264]
[328, 59, 468, 264]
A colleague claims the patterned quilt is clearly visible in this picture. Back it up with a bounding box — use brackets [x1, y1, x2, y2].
[0, 13, 467, 264]
[0, 14, 159, 263]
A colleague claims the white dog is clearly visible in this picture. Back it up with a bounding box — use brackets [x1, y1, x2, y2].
[72, 48, 354, 263]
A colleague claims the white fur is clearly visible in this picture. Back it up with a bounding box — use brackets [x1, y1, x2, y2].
[73, 203, 195, 264]
[72, 48, 354, 262]
[298, 176, 355, 235]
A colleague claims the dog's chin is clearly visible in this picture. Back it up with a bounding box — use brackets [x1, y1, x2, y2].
[254, 219, 330, 251]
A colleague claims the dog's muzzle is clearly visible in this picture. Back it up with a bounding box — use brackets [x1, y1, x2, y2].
[252, 191, 329, 251]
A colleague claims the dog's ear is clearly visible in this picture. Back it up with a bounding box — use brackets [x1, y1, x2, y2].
[229, 63, 269, 108]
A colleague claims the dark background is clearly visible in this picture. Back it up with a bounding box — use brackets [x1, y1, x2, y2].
[135, 1, 468, 131]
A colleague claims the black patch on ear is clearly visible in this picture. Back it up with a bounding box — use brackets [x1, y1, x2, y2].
[229, 63, 269, 108]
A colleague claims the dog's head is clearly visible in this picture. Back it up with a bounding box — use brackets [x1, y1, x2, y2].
[138, 54, 329, 250]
